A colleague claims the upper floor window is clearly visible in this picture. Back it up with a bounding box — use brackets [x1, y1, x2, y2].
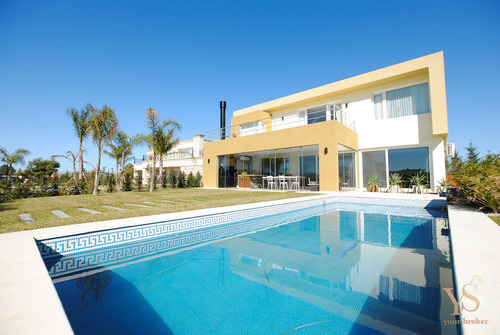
[374, 83, 430, 120]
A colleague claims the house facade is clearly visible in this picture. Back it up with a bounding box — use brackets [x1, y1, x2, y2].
[203, 52, 448, 192]
[134, 134, 207, 183]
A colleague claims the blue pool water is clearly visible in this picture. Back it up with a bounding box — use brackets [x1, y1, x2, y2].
[49, 206, 459, 334]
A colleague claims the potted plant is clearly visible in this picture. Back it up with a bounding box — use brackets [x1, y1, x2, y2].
[437, 177, 448, 197]
[388, 173, 402, 193]
[366, 175, 380, 192]
[239, 171, 249, 188]
[410, 172, 427, 194]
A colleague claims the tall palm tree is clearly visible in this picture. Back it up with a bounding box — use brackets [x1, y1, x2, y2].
[88, 105, 119, 195]
[143, 108, 160, 192]
[155, 120, 181, 187]
[66, 105, 91, 181]
[0, 147, 30, 182]
[140, 108, 182, 192]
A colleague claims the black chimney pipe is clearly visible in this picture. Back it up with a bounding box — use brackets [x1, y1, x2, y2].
[220, 100, 226, 140]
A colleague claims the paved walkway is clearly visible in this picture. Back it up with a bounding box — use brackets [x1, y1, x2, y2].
[448, 205, 500, 334]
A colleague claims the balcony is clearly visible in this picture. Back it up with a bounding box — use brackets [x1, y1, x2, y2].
[206, 107, 355, 142]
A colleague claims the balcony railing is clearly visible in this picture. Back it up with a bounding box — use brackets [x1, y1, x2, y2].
[206, 108, 355, 142]
[133, 150, 194, 164]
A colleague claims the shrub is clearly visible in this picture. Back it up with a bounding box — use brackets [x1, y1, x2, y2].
[105, 173, 115, 193]
[169, 173, 176, 188]
[162, 173, 168, 189]
[187, 172, 196, 188]
[452, 153, 500, 213]
[123, 173, 133, 191]
[134, 172, 143, 191]
[195, 172, 202, 187]
[177, 172, 186, 188]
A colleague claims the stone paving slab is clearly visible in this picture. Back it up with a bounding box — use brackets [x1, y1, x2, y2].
[124, 203, 150, 208]
[51, 210, 71, 218]
[78, 208, 102, 214]
[101, 205, 126, 211]
[19, 213, 35, 224]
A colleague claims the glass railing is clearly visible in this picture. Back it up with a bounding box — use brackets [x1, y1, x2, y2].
[206, 109, 355, 141]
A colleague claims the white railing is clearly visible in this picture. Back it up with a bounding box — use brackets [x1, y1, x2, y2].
[206, 108, 356, 141]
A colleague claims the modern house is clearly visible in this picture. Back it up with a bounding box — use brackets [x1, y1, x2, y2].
[203, 52, 448, 192]
[134, 134, 207, 183]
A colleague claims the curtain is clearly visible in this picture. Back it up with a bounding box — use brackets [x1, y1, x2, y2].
[374, 94, 383, 119]
[386, 83, 430, 118]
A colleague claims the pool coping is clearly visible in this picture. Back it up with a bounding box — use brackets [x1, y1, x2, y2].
[446, 205, 500, 334]
[1, 192, 494, 334]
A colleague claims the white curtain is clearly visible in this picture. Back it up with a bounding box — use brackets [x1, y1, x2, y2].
[373, 94, 383, 120]
[386, 83, 430, 118]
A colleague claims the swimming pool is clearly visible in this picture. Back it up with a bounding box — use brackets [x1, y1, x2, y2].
[38, 197, 460, 334]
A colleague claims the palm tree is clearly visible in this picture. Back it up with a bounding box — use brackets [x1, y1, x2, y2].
[143, 108, 160, 192]
[155, 120, 181, 187]
[114, 131, 140, 191]
[52, 150, 79, 184]
[88, 105, 119, 195]
[0, 147, 30, 182]
[66, 105, 91, 181]
[140, 108, 182, 192]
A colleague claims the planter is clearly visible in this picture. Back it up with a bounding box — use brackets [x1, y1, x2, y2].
[238, 176, 251, 188]
[389, 185, 399, 193]
[367, 184, 379, 192]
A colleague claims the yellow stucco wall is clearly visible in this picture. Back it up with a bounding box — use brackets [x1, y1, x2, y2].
[232, 52, 447, 139]
[203, 121, 358, 191]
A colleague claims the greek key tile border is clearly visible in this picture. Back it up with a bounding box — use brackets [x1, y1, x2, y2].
[37, 196, 447, 259]
[37, 197, 331, 257]
[45, 205, 326, 279]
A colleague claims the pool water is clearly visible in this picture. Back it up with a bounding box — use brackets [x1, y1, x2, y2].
[52, 209, 459, 334]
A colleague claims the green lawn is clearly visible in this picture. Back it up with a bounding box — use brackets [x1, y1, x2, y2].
[0, 188, 316, 234]
[489, 215, 500, 227]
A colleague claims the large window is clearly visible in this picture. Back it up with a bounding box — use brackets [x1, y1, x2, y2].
[388, 147, 430, 188]
[362, 150, 387, 188]
[218, 145, 319, 189]
[362, 146, 431, 188]
[338, 144, 356, 189]
[373, 83, 430, 119]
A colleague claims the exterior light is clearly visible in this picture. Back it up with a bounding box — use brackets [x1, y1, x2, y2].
[324, 147, 328, 155]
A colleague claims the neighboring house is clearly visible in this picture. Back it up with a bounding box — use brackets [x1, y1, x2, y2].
[203, 52, 448, 192]
[134, 134, 207, 183]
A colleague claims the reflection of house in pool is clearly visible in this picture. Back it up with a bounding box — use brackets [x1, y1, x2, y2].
[214, 211, 453, 334]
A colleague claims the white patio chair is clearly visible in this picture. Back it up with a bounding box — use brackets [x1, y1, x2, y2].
[279, 176, 288, 191]
[266, 176, 276, 190]
[290, 176, 300, 191]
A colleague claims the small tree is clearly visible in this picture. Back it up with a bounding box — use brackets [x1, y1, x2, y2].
[169, 173, 177, 188]
[24, 158, 60, 186]
[134, 171, 143, 191]
[464, 140, 480, 164]
[187, 172, 196, 188]
[105, 170, 116, 193]
[195, 172, 202, 187]
[177, 171, 186, 188]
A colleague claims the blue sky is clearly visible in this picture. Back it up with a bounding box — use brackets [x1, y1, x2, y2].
[1, 1, 499, 172]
